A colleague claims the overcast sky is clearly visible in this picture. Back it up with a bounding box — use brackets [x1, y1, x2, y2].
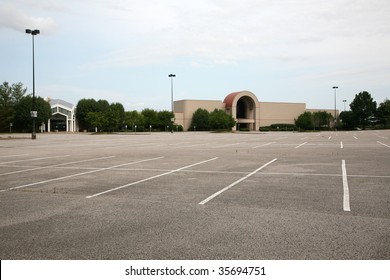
[1, 0, 389, 111]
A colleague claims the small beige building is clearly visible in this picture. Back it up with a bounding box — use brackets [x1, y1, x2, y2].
[174, 90, 336, 131]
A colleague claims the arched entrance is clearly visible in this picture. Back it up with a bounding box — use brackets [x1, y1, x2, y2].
[223, 91, 260, 131]
[236, 96, 256, 130]
[50, 113, 67, 132]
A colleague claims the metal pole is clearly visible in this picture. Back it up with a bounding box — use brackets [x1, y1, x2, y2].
[333, 86, 338, 130]
[169, 74, 175, 133]
[32, 34, 36, 139]
[171, 76, 173, 115]
[26, 29, 39, 139]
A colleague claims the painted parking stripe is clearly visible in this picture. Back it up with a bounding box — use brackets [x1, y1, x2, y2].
[377, 141, 390, 148]
[0, 156, 115, 176]
[174, 143, 210, 149]
[252, 142, 275, 149]
[0, 155, 70, 165]
[0, 154, 29, 158]
[340, 141, 343, 149]
[214, 143, 241, 148]
[86, 157, 219, 198]
[199, 158, 278, 205]
[1, 157, 164, 192]
[342, 160, 351, 212]
[294, 142, 308, 149]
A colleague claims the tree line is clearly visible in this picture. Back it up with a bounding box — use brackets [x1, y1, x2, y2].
[294, 91, 390, 131]
[2, 81, 388, 133]
[76, 98, 179, 132]
[0, 82, 51, 133]
[76, 101, 237, 132]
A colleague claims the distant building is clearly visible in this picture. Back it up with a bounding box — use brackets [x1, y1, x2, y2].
[174, 90, 337, 131]
[47, 99, 77, 132]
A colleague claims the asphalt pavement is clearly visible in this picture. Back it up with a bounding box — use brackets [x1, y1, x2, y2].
[0, 131, 389, 259]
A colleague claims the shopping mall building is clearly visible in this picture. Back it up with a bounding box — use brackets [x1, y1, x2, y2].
[45, 91, 336, 132]
[174, 90, 336, 131]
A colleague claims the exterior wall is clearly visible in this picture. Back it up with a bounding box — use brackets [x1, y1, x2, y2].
[174, 92, 338, 131]
[48, 99, 77, 132]
[174, 100, 224, 130]
[259, 102, 306, 127]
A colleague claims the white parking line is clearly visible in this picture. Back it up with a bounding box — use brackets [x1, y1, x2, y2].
[1, 157, 164, 192]
[0, 154, 29, 158]
[377, 141, 390, 148]
[199, 158, 278, 205]
[252, 142, 275, 149]
[342, 160, 351, 212]
[214, 143, 241, 148]
[340, 141, 343, 149]
[353, 136, 358, 140]
[175, 143, 209, 149]
[0, 155, 70, 165]
[86, 157, 218, 198]
[0, 156, 115, 176]
[295, 142, 308, 149]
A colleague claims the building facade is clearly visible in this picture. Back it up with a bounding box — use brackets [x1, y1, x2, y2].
[174, 90, 336, 131]
[47, 99, 77, 132]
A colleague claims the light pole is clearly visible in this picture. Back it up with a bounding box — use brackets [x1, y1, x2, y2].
[169, 74, 176, 133]
[26, 29, 40, 139]
[343, 99, 347, 111]
[332, 86, 338, 130]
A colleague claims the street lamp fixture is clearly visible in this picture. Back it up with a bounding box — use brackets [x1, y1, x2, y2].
[26, 29, 40, 139]
[169, 74, 176, 133]
[342, 99, 347, 111]
[332, 86, 338, 130]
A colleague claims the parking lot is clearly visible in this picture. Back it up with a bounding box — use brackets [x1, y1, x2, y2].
[0, 131, 389, 259]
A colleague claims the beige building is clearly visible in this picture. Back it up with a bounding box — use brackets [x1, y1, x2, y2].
[174, 90, 337, 131]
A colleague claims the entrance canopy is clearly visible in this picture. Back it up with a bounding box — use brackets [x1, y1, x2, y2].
[48, 99, 77, 132]
[223, 91, 260, 131]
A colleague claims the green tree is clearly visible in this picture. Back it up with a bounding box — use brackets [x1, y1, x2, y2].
[350, 91, 377, 129]
[190, 108, 210, 131]
[13, 95, 51, 132]
[339, 111, 358, 130]
[312, 111, 332, 129]
[76, 99, 125, 132]
[295, 112, 313, 130]
[142, 108, 158, 129]
[109, 102, 125, 130]
[124, 111, 145, 130]
[157, 110, 174, 131]
[0, 82, 27, 132]
[209, 109, 236, 130]
[76, 99, 99, 131]
[86, 112, 105, 131]
[377, 99, 390, 128]
[96, 99, 110, 112]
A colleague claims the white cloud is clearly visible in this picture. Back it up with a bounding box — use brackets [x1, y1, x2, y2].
[2, 0, 389, 110]
[75, 0, 390, 69]
[0, 2, 58, 34]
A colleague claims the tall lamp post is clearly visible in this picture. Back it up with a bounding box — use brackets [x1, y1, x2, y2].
[332, 86, 338, 130]
[343, 99, 347, 111]
[169, 74, 176, 133]
[26, 29, 40, 139]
